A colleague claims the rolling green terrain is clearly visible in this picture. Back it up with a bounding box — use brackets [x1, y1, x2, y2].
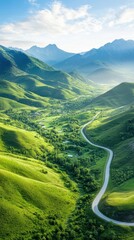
[0, 45, 134, 240]
[85, 107, 134, 223]
[0, 46, 99, 110]
[0, 121, 77, 240]
[0, 153, 77, 240]
[3, 94, 133, 239]
[92, 82, 134, 108]
[0, 122, 53, 157]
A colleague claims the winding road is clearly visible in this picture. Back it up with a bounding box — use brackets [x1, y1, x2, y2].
[81, 113, 134, 226]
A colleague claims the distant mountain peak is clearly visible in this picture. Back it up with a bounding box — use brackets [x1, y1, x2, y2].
[46, 44, 57, 48]
[25, 43, 75, 65]
[27, 44, 60, 52]
[103, 38, 134, 50]
[44, 44, 59, 51]
[112, 38, 125, 43]
[55, 38, 134, 85]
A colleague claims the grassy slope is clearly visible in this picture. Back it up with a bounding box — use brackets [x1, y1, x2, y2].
[0, 96, 133, 239]
[0, 78, 53, 109]
[0, 121, 77, 239]
[0, 79, 47, 109]
[0, 122, 53, 158]
[0, 153, 76, 240]
[92, 82, 134, 107]
[0, 97, 27, 111]
[34, 97, 134, 239]
[85, 108, 134, 221]
[0, 46, 97, 108]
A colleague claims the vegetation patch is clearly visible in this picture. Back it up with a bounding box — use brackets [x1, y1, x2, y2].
[0, 153, 77, 240]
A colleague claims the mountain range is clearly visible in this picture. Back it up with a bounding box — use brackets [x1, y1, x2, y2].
[23, 39, 134, 86]
[0, 45, 96, 110]
[54, 39, 134, 85]
[25, 44, 75, 65]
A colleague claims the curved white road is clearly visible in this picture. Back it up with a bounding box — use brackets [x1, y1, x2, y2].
[81, 113, 134, 226]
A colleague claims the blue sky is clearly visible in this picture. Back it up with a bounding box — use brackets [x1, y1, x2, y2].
[0, 0, 134, 52]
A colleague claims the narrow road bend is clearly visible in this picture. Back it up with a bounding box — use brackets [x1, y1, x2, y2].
[81, 113, 134, 226]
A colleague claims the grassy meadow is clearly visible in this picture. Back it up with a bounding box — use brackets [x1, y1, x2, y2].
[0, 116, 77, 240]
[0, 153, 77, 240]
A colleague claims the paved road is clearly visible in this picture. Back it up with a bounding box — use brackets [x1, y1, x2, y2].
[81, 113, 134, 226]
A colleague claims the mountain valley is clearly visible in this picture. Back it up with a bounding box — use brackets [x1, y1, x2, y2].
[0, 40, 134, 240]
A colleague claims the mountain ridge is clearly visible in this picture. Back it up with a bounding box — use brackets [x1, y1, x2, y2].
[92, 82, 134, 107]
[54, 39, 134, 85]
[0, 45, 96, 109]
[25, 44, 75, 65]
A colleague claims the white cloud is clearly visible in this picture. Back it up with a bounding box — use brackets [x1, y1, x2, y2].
[28, 0, 38, 6]
[109, 7, 134, 26]
[32, 2, 102, 34]
[0, 2, 134, 52]
[0, 2, 102, 46]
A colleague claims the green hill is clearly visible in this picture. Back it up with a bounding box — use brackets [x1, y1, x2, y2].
[85, 108, 134, 221]
[0, 46, 97, 109]
[0, 153, 76, 240]
[0, 97, 27, 110]
[0, 122, 53, 158]
[0, 122, 77, 239]
[0, 78, 50, 109]
[92, 82, 134, 107]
